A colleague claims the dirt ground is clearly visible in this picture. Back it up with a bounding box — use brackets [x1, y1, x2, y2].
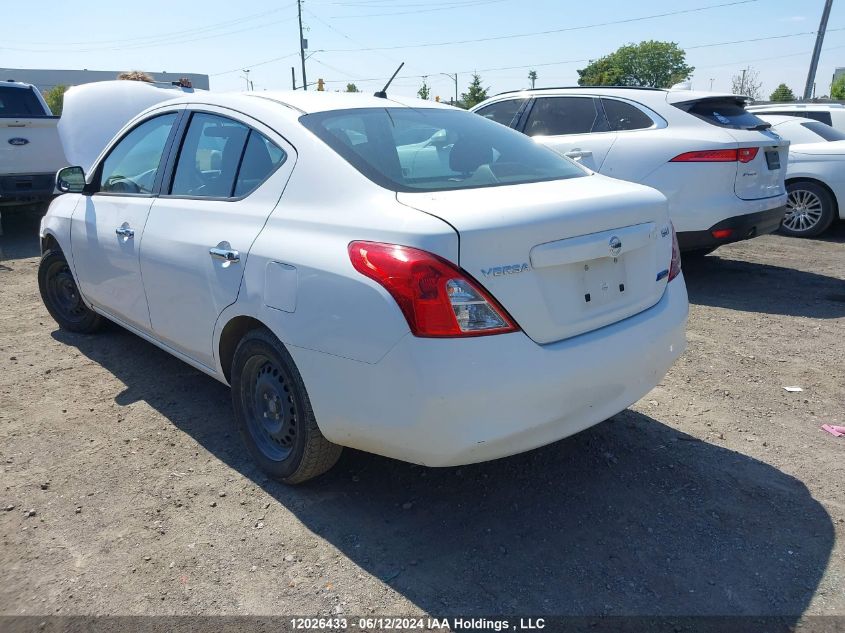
[1, 209, 843, 621]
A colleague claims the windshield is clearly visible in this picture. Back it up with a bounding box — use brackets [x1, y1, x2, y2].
[300, 107, 586, 192]
[675, 98, 769, 130]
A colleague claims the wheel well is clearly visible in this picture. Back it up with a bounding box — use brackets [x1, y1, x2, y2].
[41, 233, 59, 254]
[218, 316, 267, 383]
[785, 177, 839, 215]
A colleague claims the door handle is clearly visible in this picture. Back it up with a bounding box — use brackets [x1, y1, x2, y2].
[115, 226, 134, 238]
[564, 149, 593, 159]
[209, 247, 240, 263]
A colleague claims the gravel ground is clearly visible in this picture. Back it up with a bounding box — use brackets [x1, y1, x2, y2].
[1, 209, 843, 620]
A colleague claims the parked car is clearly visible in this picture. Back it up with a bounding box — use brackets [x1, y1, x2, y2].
[471, 87, 789, 255]
[0, 80, 67, 211]
[756, 114, 845, 237]
[39, 90, 688, 483]
[747, 102, 845, 131]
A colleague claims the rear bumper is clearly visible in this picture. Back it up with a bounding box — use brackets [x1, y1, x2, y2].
[290, 276, 689, 467]
[0, 173, 55, 206]
[676, 205, 786, 252]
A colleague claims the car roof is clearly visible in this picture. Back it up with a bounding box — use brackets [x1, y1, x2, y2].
[478, 86, 745, 106]
[0, 80, 36, 90]
[162, 90, 457, 115]
[747, 103, 845, 111]
[755, 114, 809, 127]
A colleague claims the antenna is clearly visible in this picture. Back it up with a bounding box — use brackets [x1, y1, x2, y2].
[374, 63, 404, 99]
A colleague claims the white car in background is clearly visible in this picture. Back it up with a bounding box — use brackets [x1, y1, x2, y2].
[471, 87, 789, 255]
[757, 114, 845, 237]
[39, 90, 687, 483]
[748, 102, 845, 131]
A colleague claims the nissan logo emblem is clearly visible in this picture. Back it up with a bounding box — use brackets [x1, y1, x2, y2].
[609, 236, 622, 257]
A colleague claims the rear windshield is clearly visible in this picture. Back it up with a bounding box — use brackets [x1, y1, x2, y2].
[300, 107, 586, 193]
[0, 86, 48, 117]
[800, 121, 845, 141]
[675, 98, 769, 130]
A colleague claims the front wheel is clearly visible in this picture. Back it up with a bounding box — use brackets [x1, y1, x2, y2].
[38, 250, 103, 333]
[230, 328, 342, 484]
[782, 182, 836, 238]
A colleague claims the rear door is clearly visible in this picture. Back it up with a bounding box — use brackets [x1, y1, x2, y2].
[519, 96, 617, 171]
[139, 108, 294, 368]
[672, 96, 788, 201]
[71, 111, 181, 331]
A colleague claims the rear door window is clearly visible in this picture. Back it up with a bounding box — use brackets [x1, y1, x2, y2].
[601, 98, 655, 131]
[475, 99, 526, 127]
[0, 86, 47, 117]
[675, 98, 768, 130]
[524, 97, 609, 136]
[800, 121, 845, 141]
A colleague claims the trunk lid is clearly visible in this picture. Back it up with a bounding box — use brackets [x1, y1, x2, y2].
[397, 176, 674, 344]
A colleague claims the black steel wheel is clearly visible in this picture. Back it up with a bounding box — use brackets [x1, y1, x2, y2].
[37, 249, 103, 333]
[230, 328, 342, 484]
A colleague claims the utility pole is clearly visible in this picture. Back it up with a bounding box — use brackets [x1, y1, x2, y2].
[291, 67, 297, 90]
[441, 73, 458, 105]
[242, 69, 251, 91]
[297, 0, 308, 90]
[804, 0, 834, 100]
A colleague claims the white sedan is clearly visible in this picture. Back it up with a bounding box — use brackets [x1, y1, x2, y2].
[39, 91, 688, 483]
[758, 114, 845, 237]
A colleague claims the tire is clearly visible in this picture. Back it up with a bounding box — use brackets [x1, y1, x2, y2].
[230, 328, 342, 484]
[781, 181, 836, 238]
[37, 249, 103, 334]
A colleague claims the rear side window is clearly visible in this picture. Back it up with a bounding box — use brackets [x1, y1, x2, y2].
[234, 132, 286, 197]
[475, 99, 526, 127]
[762, 110, 833, 126]
[0, 86, 47, 117]
[601, 98, 655, 131]
[524, 97, 609, 136]
[676, 98, 768, 130]
[801, 121, 845, 142]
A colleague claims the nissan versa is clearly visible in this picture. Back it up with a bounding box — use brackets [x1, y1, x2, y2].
[39, 91, 688, 483]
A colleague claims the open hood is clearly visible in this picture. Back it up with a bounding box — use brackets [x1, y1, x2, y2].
[58, 80, 196, 173]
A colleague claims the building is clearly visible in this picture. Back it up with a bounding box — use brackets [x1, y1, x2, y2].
[0, 67, 210, 92]
[834, 67, 845, 87]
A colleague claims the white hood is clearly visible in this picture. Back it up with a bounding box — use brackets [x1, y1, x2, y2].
[58, 80, 195, 173]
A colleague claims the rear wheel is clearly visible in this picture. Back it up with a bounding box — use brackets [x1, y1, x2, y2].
[782, 181, 835, 238]
[230, 328, 342, 484]
[37, 250, 103, 333]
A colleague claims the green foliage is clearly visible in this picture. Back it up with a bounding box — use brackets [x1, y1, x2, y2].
[345, 83, 359, 93]
[43, 84, 68, 116]
[528, 70, 537, 89]
[577, 41, 693, 88]
[460, 73, 489, 109]
[417, 79, 430, 100]
[769, 83, 796, 102]
[831, 76, 845, 100]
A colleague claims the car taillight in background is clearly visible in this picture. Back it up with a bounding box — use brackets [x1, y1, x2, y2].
[670, 148, 760, 163]
[669, 223, 682, 282]
[348, 241, 519, 337]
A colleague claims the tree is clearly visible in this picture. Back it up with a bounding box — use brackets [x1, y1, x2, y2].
[460, 73, 489, 109]
[731, 67, 763, 100]
[417, 78, 430, 100]
[770, 83, 796, 102]
[577, 41, 693, 88]
[345, 83, 359, 93]
[831, 76, 845, 100]
[43, 85, 68, 116]
[528, 70, 537, 89]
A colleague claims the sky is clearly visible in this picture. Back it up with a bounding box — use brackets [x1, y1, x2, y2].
[2, 0, 844, 100]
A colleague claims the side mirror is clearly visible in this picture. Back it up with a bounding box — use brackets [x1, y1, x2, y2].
[56, 166, 86, 194]
[428, 129, 451, 148]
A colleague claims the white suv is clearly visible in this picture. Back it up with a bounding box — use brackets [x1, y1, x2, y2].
[747, 102, 845, 131]
[472, 87, 789, 254]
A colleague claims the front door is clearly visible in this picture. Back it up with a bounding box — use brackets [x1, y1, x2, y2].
[71, 112, 180, 330]
[139, 109, 293, 367]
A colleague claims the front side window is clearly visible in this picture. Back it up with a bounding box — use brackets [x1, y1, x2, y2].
[601, 98, 655, 131]
[300, 107, 585, 193]
[524, 97, 609, 136]
[99, 113, 178, 194]
[475, 99, 526, 127]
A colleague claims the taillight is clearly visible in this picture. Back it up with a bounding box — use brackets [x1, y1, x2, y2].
[670, 148, 759, 163]
[668, 223, 682, 282]
[348, 241, 519, 337]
